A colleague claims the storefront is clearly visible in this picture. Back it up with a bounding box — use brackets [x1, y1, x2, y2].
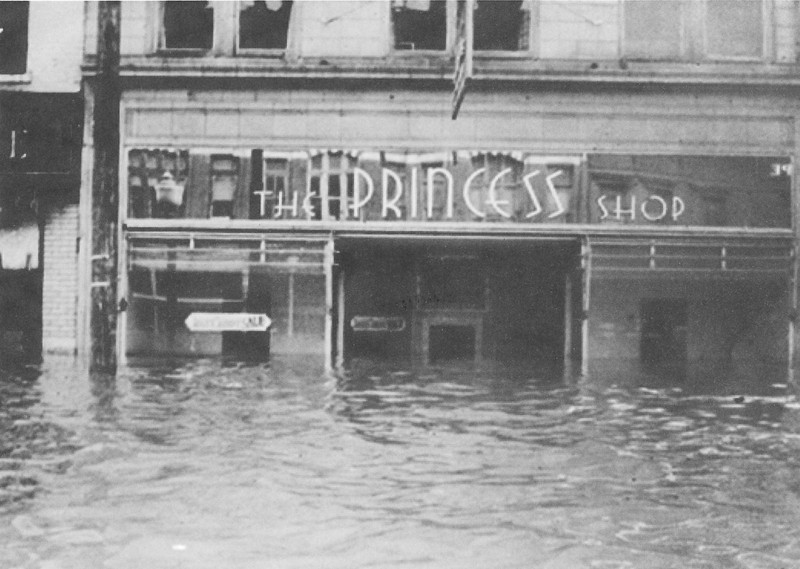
[118, 87, 795, 375]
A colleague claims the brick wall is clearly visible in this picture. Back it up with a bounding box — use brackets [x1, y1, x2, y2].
[42, 204, 79, 354]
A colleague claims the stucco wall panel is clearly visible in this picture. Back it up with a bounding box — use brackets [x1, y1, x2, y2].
[121, 90, 797, 156]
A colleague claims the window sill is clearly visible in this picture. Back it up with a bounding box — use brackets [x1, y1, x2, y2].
[110, 55, 800, 87]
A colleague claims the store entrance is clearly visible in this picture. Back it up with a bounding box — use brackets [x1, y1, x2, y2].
[333, 238, 581, 366]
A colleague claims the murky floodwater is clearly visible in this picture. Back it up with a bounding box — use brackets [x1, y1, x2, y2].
[2, 356, 800, 568]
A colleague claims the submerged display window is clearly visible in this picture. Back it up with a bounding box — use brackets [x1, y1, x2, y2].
[587, 155, 791, 228]
[125, 240, 327, 358]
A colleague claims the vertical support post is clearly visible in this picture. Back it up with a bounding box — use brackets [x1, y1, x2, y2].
[90, 0, 121, 372]
[581, 237, 592, 376]
[336, 267, 346, 368]
[563, 270, 573, 364]
[791, 121, 800, 379]
[287, 271, 295, 337]
[324, 237, 335, 372]
[790, 142, 799, 378]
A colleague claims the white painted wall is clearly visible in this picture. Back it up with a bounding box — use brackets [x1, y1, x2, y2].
[22, 1, 85, 92]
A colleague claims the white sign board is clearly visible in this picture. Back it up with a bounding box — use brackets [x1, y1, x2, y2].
[185, 312, 271, 332]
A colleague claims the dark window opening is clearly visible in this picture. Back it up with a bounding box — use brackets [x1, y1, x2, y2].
[0, 1, 29, 74]
[392, 0, 447, 51]
[239, 0, 293, 50]
[473, 0, 529, 52]
[162, 1, 214, 50]
[429, 325, 476, 362]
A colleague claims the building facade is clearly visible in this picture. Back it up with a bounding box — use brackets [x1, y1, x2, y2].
[81, 0, 799, 380]
[0, 2, 84, 358]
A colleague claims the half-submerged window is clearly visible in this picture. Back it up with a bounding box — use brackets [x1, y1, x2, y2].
[473, 0, 530, 52]
[624, 0, 682, 60]
[161, 1, 214, 50]
[238, 0, 293, 51]
[0, 1, 29, 74]
[392, 0, 447, 51]
[705, 0, 763, 59]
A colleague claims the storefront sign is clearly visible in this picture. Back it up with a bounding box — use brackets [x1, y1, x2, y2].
[258, 166, 569, 221]
[350, 316, 406, 332]
[185, 312, 271, 332]
[597, 195, 685, 222]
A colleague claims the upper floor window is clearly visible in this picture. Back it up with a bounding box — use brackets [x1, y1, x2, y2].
[473, 0, 531, 52]
[624, 0, 682, 60]
[238, 0, 294, 51]
[623, 0, 767, 62]
[0, 1, 28, 74]
[704, 0, 764, 59]
[161, 1, 214, 50]
[392, 0, 447, 51]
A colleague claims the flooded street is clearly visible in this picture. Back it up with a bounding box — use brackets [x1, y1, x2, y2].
[2, 357, 800, 568]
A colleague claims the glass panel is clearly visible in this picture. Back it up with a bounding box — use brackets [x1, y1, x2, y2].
[162, 1, 214, 50]
[624, 0, 681, 60]
[392, 0, 447, 51]
[706, 0, 762, 58]
[239, 0, 293, 50]
[128, 149, 190, 219]
[587, 155, 791, 228]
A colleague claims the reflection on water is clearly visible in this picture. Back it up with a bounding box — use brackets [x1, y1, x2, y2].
[1, 356, 800, 568]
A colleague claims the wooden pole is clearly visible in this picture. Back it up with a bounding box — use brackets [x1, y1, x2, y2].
[90, 1, 121, 371]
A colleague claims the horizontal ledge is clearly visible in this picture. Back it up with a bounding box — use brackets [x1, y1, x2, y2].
[124, 219, 793, 240]
[83, 58, 800, 88]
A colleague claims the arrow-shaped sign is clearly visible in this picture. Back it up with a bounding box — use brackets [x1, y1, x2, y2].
[185, 313, 271, 333]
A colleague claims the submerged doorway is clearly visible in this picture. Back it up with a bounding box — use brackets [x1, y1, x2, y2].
[334, 238, 580, 366]
[640, 298, 688, 366]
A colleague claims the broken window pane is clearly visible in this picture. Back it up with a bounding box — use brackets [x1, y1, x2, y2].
[473, 0, 529, 51]
[0, 1, 29, 74]
[624, 0, 682, 60]
[706, 0, 763, 58]
[239, 0, 293, 50]
[392, 0, 447, 51]
[162, 1, 214, 50]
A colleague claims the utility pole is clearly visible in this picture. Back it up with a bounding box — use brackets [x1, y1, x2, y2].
[90, 0, 121, 371]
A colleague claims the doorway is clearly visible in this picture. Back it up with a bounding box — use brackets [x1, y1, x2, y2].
[640, 299, 688, 366]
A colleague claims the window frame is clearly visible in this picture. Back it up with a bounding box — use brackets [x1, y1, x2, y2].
[234, 0, 295, 57]
[471, 0, 536, 58]
[389, 0, 454, 56]
[157, 0, 216, 54]
[701, 0, 771, 62]
[620, 0, 774, 64]
[621, 0, 687, 62]
[259, 154, 291, 219]
[0, 0, 29, 76]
